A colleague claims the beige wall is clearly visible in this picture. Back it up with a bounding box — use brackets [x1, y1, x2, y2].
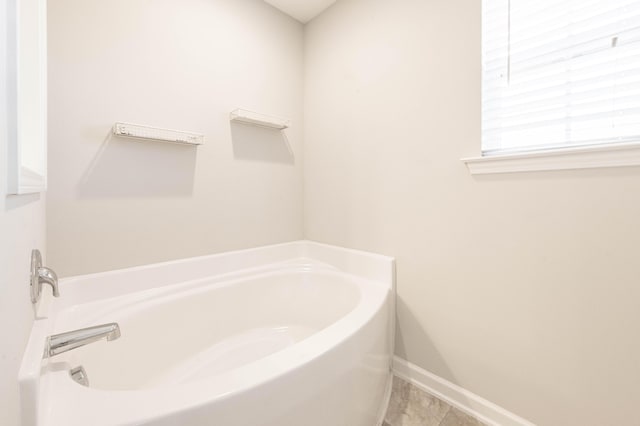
[0, 1, 47, 424]
[304, 0, 640, 424]
[47, 0, 304, 277]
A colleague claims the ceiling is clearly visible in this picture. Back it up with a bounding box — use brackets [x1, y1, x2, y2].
[263, 0, 337, 23]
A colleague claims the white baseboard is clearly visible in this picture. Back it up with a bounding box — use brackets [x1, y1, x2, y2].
[392, 356, 535, 426]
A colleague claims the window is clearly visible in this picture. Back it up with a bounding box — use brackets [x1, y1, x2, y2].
[482, 0, 640, 155]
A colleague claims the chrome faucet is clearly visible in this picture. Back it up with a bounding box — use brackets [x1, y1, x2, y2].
[45, 323, 121, 358]
[30, 249, 59, 303]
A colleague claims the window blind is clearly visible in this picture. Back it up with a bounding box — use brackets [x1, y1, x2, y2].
[482, 0, 640, 154]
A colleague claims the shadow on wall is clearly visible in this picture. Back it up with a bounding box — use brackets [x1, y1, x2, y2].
[5, 193, 40, 211]
[470, 165, 640, 183]
[395, 296, 481, 409]
[395, 296, 458, 379]
[230, 121, 294, 164]
[78, 131, 197, 198]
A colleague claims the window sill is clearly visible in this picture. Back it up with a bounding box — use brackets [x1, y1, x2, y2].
[461, 142, 640, 175]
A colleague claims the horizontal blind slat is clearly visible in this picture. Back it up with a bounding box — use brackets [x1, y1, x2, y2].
[482, 0, 640, 153]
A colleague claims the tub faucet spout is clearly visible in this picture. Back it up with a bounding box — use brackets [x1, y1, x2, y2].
[46, 323, 121, 358]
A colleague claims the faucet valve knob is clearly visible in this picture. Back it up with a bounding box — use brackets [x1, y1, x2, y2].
[30, 249, 60, 303]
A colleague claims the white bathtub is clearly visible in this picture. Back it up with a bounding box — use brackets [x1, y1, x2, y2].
[19, 241, 395, 426]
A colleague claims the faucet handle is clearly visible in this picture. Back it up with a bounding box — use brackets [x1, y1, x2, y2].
[39, 266, 59, 297]
[30, 249, 60, 303]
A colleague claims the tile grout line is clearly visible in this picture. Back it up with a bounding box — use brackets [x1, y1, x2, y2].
[437, 405, 454, 426]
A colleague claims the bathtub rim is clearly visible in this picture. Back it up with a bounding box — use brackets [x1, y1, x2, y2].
[35, 240, 394, 318]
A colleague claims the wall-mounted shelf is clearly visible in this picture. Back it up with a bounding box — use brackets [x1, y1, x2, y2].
[112, 122, 204, 145]
[229, 109, 291, 130]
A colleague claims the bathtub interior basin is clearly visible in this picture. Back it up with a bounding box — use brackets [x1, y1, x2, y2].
[54, 270, 363, 391]
[19, 241, 395, 426]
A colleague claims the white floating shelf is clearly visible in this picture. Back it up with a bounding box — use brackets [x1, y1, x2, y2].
[230, 109, 291, 130]
[113, 122, 204, 145]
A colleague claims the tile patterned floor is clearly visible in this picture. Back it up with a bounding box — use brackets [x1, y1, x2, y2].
[383, 377, 487, 426]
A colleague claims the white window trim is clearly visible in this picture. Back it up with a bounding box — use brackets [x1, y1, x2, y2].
[461, 141, 640, 174]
